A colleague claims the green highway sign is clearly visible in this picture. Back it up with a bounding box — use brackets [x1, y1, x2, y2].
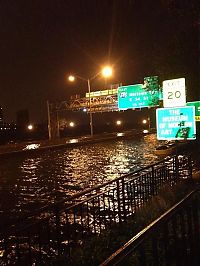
[156, 106, 196, 140]
[186, 101, 200, 121]
[144, 76, 159, 90]
[118, 84, 160, 110]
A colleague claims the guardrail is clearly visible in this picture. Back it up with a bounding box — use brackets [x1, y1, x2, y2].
[0, 154, 192, 265]
[101, 188, 200, 266]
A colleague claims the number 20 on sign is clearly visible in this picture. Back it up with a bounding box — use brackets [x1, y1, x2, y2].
[163, 78, 186, 108]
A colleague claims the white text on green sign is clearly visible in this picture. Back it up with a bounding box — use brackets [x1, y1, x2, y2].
[156, 106, 196, 140]
[118, 84, 160, 110]
[186, 101, 200, 122]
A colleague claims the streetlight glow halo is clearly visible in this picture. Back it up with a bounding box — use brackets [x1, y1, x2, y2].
[68, 75, 75, 82]
[102, 66, 113, 78]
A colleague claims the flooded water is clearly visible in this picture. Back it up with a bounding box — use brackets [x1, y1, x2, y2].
[0, 134, 160, 224]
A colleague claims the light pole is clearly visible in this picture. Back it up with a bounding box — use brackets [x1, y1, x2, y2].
[68, 66, 113, 137]
[87, 78, 93, 136]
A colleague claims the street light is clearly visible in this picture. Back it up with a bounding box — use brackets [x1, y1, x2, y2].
[69, 121, 75, 127]
[68, 75, 75, 82]
[102, 66, 112, 78]
[142, 118, 150, 132]
[27, 124, 34, 131]
[68, 66, 113, 137]
[142, 119, 147, 125]
[116, 120, 122, 126]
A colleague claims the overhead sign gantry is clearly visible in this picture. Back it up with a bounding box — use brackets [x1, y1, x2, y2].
[47, 86, 119, 139]
[47, 77, 160, 140]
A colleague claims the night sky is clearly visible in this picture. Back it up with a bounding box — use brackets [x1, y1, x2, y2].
[0, 0, 199, 123]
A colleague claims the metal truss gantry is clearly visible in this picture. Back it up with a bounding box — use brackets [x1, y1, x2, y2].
[47, 94, 119, 139]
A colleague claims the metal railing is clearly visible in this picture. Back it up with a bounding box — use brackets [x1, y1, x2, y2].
[101, 188, 200, 266]
[0, 154, 192, 265]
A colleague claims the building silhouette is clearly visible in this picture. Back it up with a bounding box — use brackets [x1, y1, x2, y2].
[16, 109, 30, 128]
[0, 106, 3, 125]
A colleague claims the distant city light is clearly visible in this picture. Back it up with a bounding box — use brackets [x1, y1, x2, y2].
[27, 124, 34, 130]
[142, 119, 147, 124]
[116, 120, 122, 125]
[117, 133, 124, 137]
[68, 138, 79, 143]
[83, 108, 87, 112]
[69, 121, 75, 127]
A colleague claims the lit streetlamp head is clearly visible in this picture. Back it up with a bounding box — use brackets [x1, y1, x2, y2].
[68, 75, 75, 82]
[102, 66, 113, 78]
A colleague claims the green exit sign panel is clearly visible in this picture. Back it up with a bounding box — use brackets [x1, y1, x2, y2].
[156, 106, 196, 140]
[186, 101, 200, 121]
[118, 84, 160, 110]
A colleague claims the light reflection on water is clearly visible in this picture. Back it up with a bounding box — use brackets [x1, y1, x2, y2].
[0, 134, 159, 223]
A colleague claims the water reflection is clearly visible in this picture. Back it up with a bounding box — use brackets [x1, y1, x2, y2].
[23, 143, 41, 150]
[0, 134, 160, 224]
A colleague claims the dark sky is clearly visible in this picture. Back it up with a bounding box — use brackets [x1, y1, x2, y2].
[0, 0, 199, 123]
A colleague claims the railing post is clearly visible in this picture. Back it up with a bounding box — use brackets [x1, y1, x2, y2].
[55, 208, 61, 255]
[138, 246, 146, 265]
[163, 223, 170, 265]
[152, 235, 159, 265]
[175, 155, 179, 182]
[192, 196, 200, 264]
[16, 235, 21, 264]
[121, 177, 126, 221]
[3, 237, 8, 265]
[92, 198, 96, 233]
[38, 224, 42, 263]
[151, 165, 156, 196]
[27, 230, 32, 265]
[117, 180, 122, 223]
[188, 155, 193, 179]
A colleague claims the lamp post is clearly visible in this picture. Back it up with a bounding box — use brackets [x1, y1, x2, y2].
[68, 66, 113, 137]
[87, 78, 93, 136]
